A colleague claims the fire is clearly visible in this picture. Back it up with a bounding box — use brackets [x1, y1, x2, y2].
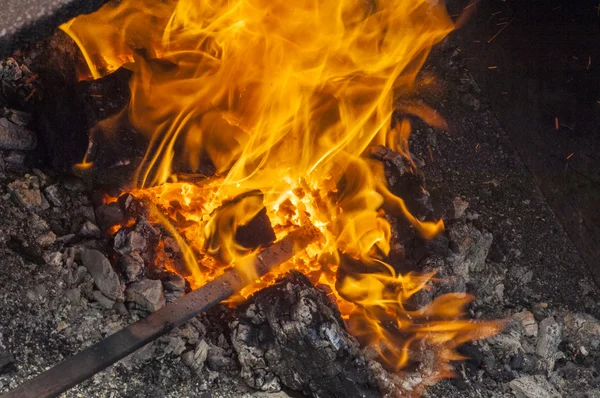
[61, 0, 501, 391]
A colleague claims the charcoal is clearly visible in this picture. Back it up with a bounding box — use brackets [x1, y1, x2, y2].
[231, 270, 379, 397]
[0, 117, 36, 150]
[509, 375, 561, 398]
[452, 196, 469, 219]
[94, 203, 125, 232]
[536, 317, 562, 370]
[3, 150, 25, 166]
[560, 313, 600, 351]
[513, 311, 538, 338]
[235, 207, 276, 249]
[206, 345, 232, 371]
[162, 272, 186, 303]
[80, 249, 123, 301]
[7, 236, 45, 265]
[3, 108, 32, 126]
[118, 252, 144, 282]
[182, 340, 209, 375]
[79, 220, 101, 238]
[114, 230, 146, 255]
[35, 232, 56, 248]
[126, 279, 165, 313]
[118, 193, 148, 220]
[44, 184, 63, 207]
[0, 349, 15, 375]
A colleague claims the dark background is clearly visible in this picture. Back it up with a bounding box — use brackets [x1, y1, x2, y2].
[447, 0, 600, 285]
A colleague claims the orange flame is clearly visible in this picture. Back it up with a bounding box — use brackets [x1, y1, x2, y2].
[62, 0, 501, 390]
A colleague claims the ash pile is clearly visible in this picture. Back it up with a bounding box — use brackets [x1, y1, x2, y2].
[1, 40, 600, 398]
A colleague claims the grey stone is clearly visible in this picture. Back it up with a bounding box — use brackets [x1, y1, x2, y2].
[118, 252, 144, 282]
[536, 316, 562, 369]
[80, 221, 101, 238]
[509, 375, 560, 398]
[66, 265, 88, 286]
[8, 175, 50, 210]
[92, 290, 116, 309]
[126, 279, 165, 312]
[0, 117, 36, 150]
[80, 249, 123, 301]
[64, 288, 81, 304]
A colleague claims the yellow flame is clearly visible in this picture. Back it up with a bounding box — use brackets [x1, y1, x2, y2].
[61, 0, 502, 390]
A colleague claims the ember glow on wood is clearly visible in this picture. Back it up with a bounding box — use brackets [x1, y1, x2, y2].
[48, 0, 502, 390]
[2, 225, 320, 398]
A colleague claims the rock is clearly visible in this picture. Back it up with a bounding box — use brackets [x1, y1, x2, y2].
[80, 221, 101, 238]
[536, 316, 562, 369]
[0, 349, 15, 375]
[509, 375, 560, 398]
[514, 311, 538, 337]
[0, 117, 36, 150]
[44, 184, 63, 207]
[119, 252, 144, 282]
[126, 279, 165, 312]
[114, 230, 146, 256]
[452, 196, 469, 219]
[80, 249, 124, 301]
[94, 203, 125, 232]
[35, 232, 56, 248]
[8, 175, 50, 210]
[93, 290, 116, 309]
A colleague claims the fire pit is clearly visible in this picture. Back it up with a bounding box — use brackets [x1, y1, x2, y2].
[1, 1, 599, 398]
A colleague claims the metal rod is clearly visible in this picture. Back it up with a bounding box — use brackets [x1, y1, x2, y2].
[2, 224, 320, 398]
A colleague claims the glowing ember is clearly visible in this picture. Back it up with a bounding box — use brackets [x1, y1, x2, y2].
[61, 0, 501, 390]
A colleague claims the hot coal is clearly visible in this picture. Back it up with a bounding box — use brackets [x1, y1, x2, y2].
[231, 270, 380, 398]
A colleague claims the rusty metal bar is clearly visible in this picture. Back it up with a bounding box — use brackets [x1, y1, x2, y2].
[2, 224, 320, 398]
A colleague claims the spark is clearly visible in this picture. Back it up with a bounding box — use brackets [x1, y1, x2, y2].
[555, 117, 559, 130]
[488, 17, 515, 43]
[488, 66, 497, 69]
[566, 153, 574, 160]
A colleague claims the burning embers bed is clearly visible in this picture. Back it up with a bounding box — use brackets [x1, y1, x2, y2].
[5, 0, 505, 396]
[63, 0, 500, 393]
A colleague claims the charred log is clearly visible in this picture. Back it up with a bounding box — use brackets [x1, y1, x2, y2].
[231, 270, 381, 398]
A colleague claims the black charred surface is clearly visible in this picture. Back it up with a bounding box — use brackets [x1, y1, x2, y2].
[0, 0, 108, 59]
[235, 207, 276, 250]
[231, 270, 380, 398]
